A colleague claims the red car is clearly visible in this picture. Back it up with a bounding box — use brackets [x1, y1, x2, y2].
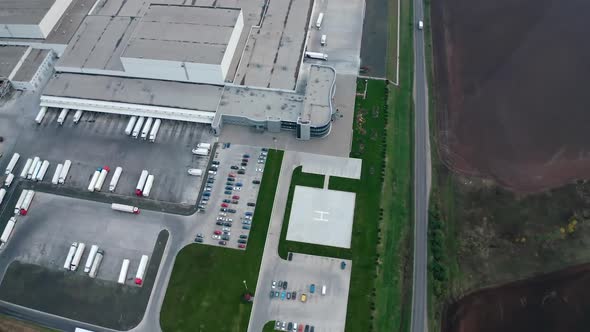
[214, 230, 222, 235]
[238, 244, 246, 249]
[221, 203, 229, 208]
[298, 324, 303, 332]
[228, 173, 236, 178]
[232, 195, 240, 200]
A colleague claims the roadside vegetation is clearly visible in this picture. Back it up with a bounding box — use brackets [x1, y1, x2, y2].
[160, 150, 284, 332]
[0, 315, 57, 332]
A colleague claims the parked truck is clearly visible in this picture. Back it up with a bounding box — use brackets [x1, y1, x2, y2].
[88, 168, 101, 192]
[59, 159, 71, 184]
[111, 203, 140, 214]
[135, 255, 149, 285]
[316, 12, 324, 28]
[20, 158, 32, 178]
[14, 190, 28, 215]
[191, 148, 209, 156]
[89, 249, 104, 278]
[84, 245, 99, 273]
[73, 110, 84, 124]
[0, 217, 16, 247]
[4, 173, 14, 187]
[142, 175, 154, 197]
[109, 166, 123, 192]
[197, 143, 211, 149]
[149, 119, 161, 142]
[5, 153, 20, 175]
[35, 107, 47, 124]
[20, 190, 35, 215]
[63, 242, 78, 269]
[188, 168, 203, 176]
[305, 51, 328, 60]
[52, 163, 63, 184]
[135, 170, 149, 196]
[118, 259, 130, 284]
[0, 188, 6, 206]
[141, 117, 153, 140]
[57, 108, 69, 125]
[125, 116, 138, 135]
[94, 166, 110, 191]
[36, 160, 50, 181]
[132, 116, 145, 138]
[70, 242, 86, 271]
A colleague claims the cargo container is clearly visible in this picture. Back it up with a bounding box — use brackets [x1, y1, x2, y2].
[125, 116, 138, 135]
[149, 119, 161, 142]
[31, 160, 42, 180]
[188, 168, 203, 176]
[316, 12, 324, 28]
[94, 166, 110, 191]
[132, 116, 145, 138]
[197, 143, 211, 149]
[73, 110, 84, 123]
[59, 160, 71, 184]
[27, 157, 40, 179]
[135, 170, 149, 195]
[20, 190, 35, 215]
[0, 188, 6, 206]
[75, 327, 96, 332]
[84, 245, 99, 273]
[52, 163, 63, 184]
[88, 169, 101, 192]
[4, 173, 14, 187]
[63, 242, 78, 269]
[57, 108, 69, 125]
[321, 34, 327, 46]
[191, 148, 209, 156]
[5, 153, 20, 175]
[35, 107, 47, 124]
[118, 259, 130, 284]
[70, 242, 86, 271]
[14, 190, 28, 214]
[112, 203, 140, 214]
[20, 158, 32, 178]
[0, 217, 16, 246]
[89, 249, 104, 278]
[305, 51, 328, 60]
[36, 160, 50, 181]
[109, 166, 123, 192]
[141, 117, 153, 140]
[135, 255, 149, 285]
[142, 175, 154, 197]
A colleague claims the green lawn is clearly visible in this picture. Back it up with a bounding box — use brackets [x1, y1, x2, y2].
[160, 150, 284, 332]
[262, 321, 276, 332]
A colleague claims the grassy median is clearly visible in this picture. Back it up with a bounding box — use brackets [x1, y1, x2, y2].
[160, 150, 284, 332]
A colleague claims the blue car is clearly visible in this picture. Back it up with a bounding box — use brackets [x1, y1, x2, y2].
[281, 291, 286, 300]
[310, 284, 315, 293]
[245, 211, 253, 216]
[225, 186, 233, 190]
[235, 182, 243, 187]
[242, 225, 251, 230]
[203, 192, 211, 197]
[224, 190, 232, 195]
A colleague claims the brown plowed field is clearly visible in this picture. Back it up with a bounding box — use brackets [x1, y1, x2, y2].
[432, 0, 590, 192]
[443, 264, 590, 332]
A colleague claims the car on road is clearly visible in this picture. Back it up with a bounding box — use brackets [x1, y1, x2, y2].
[238, 244, 246, 248]
[283, 281, 288, 289]
[224, 190, 232, 195]
[232, 195, 240, 199]
[300, 294, 307, 302]
[310, 284, 315, 293]
[218, 241, 227, 245]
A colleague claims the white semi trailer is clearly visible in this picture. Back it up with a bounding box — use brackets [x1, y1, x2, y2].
[89, 249, 104, 278]
[14, 190, 28, 214]
[27, 157, 40, 179]
[52, 163, 63, 184]
[4, 173, 14, 187]
[142, 175, 154, 197]
[135, 170, 149, 196]
[0, 188, 6, 206]
[132, 116, 145, 138]
[149, 119, 161, 142]
[5, 153, 20, 175]
[20, 190, 35, 215]
[88, 169, 101, 192]
[125, 116, 138, 135]
[0, 217, 16, 247]
[59, 160, 72, 184]
[35, 107, 47, 124]
[192, 148, 209, 156]
[135, 255, 149, 285]
[73, 110, 84, 123]
[111, 203, 140, 214]
[109, 167, 123, 192]
[36, 160, 50, 181]
[70, 242, 86, 271]
[118, 259, 130, 284]
[305, 51, 328, 60]
[141, 117, 153, 140]
[57, 108, 69, 125]
[31, 160, 42, 180]
[64, 242, 78, 269]
[84, 245, 99, 273]
[94, 166, 110, 191]
[188, 168, 203, 176]
[20, 158, 32, 178]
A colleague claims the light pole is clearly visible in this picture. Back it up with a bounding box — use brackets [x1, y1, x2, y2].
[243, 279, 248, 291]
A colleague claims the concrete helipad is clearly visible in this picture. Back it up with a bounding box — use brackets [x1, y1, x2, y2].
[286, 186, 355, 248]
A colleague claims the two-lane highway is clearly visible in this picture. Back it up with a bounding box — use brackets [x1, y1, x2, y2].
[410, 0, 431, 331]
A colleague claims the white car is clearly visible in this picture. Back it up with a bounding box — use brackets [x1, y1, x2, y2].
[272, 280, 277, 289]
[219, 212, 227, 216]
[222, 227, 231, 231]
[212, 235, 221, 239]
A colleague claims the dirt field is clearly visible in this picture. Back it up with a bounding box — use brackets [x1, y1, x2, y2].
[432, 0, 590, 192]
[443, 263, 590, 332]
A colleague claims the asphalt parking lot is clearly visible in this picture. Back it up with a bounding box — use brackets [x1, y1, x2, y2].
[196, 143, 267, 250]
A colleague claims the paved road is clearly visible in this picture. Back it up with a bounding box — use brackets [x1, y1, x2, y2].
[410, 0, 432, 331]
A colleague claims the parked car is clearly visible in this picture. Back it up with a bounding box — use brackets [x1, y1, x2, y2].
[272, 280, 277, 288]
[224, 190, 232, 195]
[288, 322, 293, 331]
[310, 284, 315, 293]
[194, 238, 203, 243]
[228, 173, 236, 177]
[278, 281, 283, 288]
[291, 291, 296, 299]
[240, 235, 248, 239]
[228, 209, 237, 213]
[214, 230, 222, 235]
[252, 180, 261, 184]
[223, 222, 232, 227]
[218, 241, 227, 245]
[220, 208, 228, 212]
[212, 235, 221, 239]
[275, 291, 280, 297]
[247, 202, 256, 207]
[212, 161, 220, 165]
[235, 182, 243, 187]
[230, 166, 239, 170]
[261, 148, 268, 152]
[301, 294, 307, 302]
[238, 239, 247, 244]
[221, 203, 229, 208]
[281, 291, 286, 300]
[232, 195, 240, 199]
[242, 225, 251, 230]
[243, 154, 250, 158]
[238, 170, 245, 174]
[196, 233, 203, 238]
[232, 200, 239, 204]
[223, 199, 231, 203]
[227, 177, 235, 182]
[221, 235, 230, 241]
[283, 281, 288, 289]
[238, 244, 246, 249]
[240, 162, 248, 167]
[286, 292, 291, 300]
[270, 290, 274, 298]
[216, 221, 224, 226]
[225, 186, 233, 190]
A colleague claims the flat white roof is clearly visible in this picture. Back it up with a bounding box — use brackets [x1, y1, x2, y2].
[121, 5, 240, 65]
[286, 186, 356, 249]
[0, 0, 55, 24]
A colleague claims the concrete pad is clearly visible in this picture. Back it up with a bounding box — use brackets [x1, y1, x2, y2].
[287, 186, 355, 248]
[300, 152, 362, 179]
